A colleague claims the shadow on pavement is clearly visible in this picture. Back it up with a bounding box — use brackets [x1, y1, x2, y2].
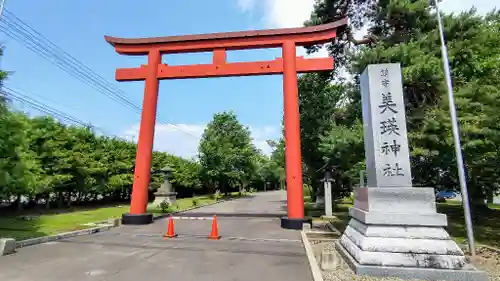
[57, 239, 305, 258]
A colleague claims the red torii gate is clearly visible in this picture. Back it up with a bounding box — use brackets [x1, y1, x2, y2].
[105, 18, 347, 229]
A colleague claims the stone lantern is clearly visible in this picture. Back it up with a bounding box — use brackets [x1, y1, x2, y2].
[152, 165, 177, 207]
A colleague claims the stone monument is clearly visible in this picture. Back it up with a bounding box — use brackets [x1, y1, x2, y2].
[152, 165, 177, 207]
[335, 63, 486, 281]
[321, 170, 334, 219]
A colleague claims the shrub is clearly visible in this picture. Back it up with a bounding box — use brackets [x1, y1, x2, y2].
[159, 201, 171, 213]
[214, 189, 221, 201]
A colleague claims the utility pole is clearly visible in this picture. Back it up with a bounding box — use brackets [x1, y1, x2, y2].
[0, 0, 5, 99]
[430, 0, 476, 256]
[0, 0, 6, 19]
[0, 0, 6, 72]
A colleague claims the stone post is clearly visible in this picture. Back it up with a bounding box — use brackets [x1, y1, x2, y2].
[320, 170, 335, 220]
[152, 165, 177, 207]
[335, 63, 485, 281]
[359, 170, 365, 188]
[324, 171, 333, 218]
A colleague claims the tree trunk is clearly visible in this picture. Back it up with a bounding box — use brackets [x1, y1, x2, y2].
[486, 188, 494, 204]
[469, 186, 491, 223]
[45, 195, 50, 210]
[16, 194, 23, 211]
[470, 188, 486, 208]
[66, 191, 72, 207]
[58, 192, 64, 208]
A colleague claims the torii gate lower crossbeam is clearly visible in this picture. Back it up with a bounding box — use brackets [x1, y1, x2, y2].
[105, 18, 347, 229]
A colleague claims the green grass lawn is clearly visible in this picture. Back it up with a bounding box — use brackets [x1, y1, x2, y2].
[305, 196, 500, 248]
[0, 193, 243, 241]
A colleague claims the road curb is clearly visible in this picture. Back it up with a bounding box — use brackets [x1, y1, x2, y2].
[301, 230, 324, 281]
[7, 194, 248, 251]
[325, 222, 342, 235]
[16, 224, 115, 249]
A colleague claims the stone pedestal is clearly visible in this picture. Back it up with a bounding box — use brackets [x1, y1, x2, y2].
[336, 187, 486, 280]
[153, 190, 177, 206]
[0, 238, 16, 256]
[337, 64, 486, 280]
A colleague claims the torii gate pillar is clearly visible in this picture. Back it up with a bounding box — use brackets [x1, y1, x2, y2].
[105, 18, 347, 229]
[281, 40, 304, 228]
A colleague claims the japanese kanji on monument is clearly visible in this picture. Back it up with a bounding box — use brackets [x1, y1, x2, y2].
[336, 63, 486, 281]
[361, 63, 412, 188]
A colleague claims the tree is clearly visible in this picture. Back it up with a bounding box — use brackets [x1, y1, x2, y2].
[0, 91, 207, 209]
[319, 122, 364, 199]
[198, 111, 256, 194]
[0, 100, 38, 207]
[298, 73, 348, 199]
[303, 0, 500, 211]
[269, 138, 286, 189]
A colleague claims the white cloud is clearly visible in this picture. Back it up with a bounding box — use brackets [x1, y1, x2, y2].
[237, 0, 257, 12]
[238, 0, 498, 33]
[239, 0, 497, 23]
[260, 0, 316, 28]
[440, 0, 497, 15]
[122, 123, 279, 159]
[237, 0, 497, 79]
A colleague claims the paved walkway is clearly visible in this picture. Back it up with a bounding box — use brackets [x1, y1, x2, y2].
[0, 191, 312, 281]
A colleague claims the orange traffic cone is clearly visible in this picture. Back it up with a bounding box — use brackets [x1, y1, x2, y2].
[164, 216, 177, 238]
[208, 215, 221, 240]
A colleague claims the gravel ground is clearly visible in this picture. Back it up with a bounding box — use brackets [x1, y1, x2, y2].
[310, 240, 500, 281]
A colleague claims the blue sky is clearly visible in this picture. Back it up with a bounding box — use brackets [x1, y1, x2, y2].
[2, 0, 496, 159]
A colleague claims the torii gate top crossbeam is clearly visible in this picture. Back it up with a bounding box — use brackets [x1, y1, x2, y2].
[104, 18, 347, 55]
[104, 18, 347, 81]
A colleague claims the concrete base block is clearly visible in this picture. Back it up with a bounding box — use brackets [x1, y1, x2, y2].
[354, 187, 439, 214]
[340, 230, 466, 269]
[349, 207, 448, 226]
[348, 218, 451, 240]
[0, 238, 16, 256]
[121, 213, 153, 225]
[153, 192, 177, 207]
[336, 241, 487, 281]
[338, 186, 487, 280]
[321, 248, 337, 271]
[343, 224, 463, 256]
[280, 217, 312, 230]
[109, 218, 121, 227]
[320, 215, 337, 220]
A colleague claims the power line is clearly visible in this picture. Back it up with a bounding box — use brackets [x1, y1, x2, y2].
[0, 9, 199, 139]
[2, 87, 89, 126]
[1, 86, 122, 139]
[5, 83, 82, 115]
[0, 11, 142, 111]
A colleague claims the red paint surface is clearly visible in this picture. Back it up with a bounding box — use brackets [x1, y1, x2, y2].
[129, 49, 161, 214]
[282, 41, 304, 218]
[115, 57, 334, 81]
[105, 21, 346, 218]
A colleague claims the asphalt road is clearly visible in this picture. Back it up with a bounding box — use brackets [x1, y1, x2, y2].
[0, 191, 312, 281]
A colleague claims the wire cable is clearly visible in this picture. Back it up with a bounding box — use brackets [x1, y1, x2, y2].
[0, 9, 199, 139]
[2, 86, 125, 140]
